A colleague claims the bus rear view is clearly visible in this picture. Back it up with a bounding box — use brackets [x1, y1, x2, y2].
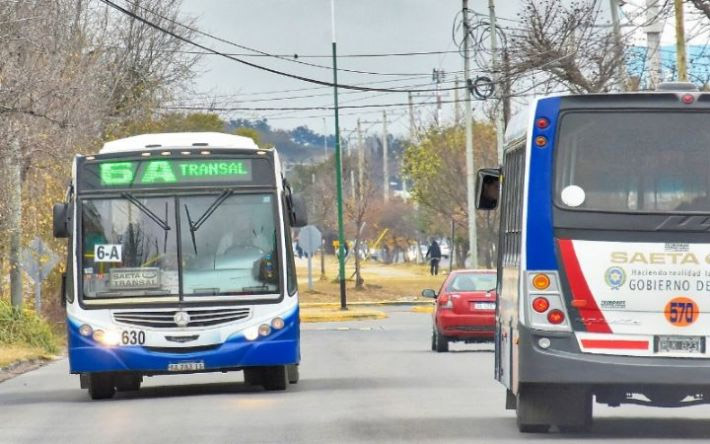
[53, 133, 306, 399]
[478, 84, 710, 432]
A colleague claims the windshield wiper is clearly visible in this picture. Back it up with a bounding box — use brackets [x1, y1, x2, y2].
[121, 193, 171, 232]
[184, 190, 233, 254]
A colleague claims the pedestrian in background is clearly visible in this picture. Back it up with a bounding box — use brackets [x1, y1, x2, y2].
[425, 240, 442, 276]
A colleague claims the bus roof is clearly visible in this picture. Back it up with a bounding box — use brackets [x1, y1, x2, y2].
[100, 132, 259, 154]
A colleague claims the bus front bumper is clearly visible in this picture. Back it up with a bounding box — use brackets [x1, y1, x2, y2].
[67, 320, 300, 374]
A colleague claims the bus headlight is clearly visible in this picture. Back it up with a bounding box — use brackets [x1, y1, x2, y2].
[244, 327, 259, 341]
[271, 317, 285, 330]
[258, 324, 271, 337]
[79, 324, 93, 337]
[93, 329, 120, 346]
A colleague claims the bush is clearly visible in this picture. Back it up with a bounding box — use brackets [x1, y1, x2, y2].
[0, 299, 59, 354]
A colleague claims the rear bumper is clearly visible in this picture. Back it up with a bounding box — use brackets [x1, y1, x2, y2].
[67, 316, 300, 374]
[437, 311, 495, 338]
[519, 325, 710, 385]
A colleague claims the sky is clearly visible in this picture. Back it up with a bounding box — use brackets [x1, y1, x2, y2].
[175, 1, 708, 137]
[177, 0, 520, 137]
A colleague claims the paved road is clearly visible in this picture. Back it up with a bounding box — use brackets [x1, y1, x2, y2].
[2, 307, 710, 443]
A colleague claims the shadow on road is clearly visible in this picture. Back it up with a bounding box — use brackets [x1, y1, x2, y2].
[577, 417, 710, 439]
[347, 416, 710, 441]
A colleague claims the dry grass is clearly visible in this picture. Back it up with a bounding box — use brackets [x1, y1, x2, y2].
[296, 254, 450, 304]
[0, 344, 53, 368]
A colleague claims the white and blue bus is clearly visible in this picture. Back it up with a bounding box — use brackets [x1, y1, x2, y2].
[53, 132, 306, 399]
[477, 83, 710, 432]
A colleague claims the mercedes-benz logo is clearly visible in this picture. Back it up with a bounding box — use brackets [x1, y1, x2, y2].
[174, 311, 191, 327]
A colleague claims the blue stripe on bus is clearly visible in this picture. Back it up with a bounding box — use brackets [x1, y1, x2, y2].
[526, 97, 561, 271]
[67, 309, 300, 373]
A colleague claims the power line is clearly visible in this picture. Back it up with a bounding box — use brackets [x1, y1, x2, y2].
[113, 0, 438, 78]
[99, 0, 468, 94]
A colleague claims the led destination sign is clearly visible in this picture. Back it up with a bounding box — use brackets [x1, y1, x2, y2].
[80, 158, 264, 189]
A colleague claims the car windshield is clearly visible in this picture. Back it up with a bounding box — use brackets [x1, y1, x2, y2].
[81, 197, 179, 301]
[446, 273, 497, 292]
[180, 193, 279, 296]
[80, 193, 279, 303]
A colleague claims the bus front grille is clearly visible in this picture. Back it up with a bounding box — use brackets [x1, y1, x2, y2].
[113, 308, 251, 328]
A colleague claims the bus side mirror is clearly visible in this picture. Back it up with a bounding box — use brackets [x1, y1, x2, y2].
[53, 203, 69, 238]
[476, 168, 501, 210]
[291, 194, 308, 227]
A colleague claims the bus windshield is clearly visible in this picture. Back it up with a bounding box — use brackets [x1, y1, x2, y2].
[81, 193, 279, 303]
[180, 193, 279, 296]
[555, 111, 710, 213]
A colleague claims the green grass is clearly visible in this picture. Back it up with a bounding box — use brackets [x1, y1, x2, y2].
[0, 299, 59, 355]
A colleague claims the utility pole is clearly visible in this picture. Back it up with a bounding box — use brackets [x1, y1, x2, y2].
[330, 0, 347, 309]
[488, 0, 505, 163]
[646, 0, 663, 89]
[432, 69, 445, 126]
[382, 110, 389, 202]
[609, 0, 628, 90]
[9, 136, 23, 309]
[454, 77, 461, 124]
[674, 0, 688, 82]
[463, 0, 478, 268]
[408, 91, 416, 140]
[357, 118, 364, 203]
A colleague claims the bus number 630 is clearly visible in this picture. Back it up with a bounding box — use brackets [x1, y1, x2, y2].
[121, 330, 146, 345]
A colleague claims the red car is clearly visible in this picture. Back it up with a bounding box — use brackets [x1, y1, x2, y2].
[422, 270, 497, 352]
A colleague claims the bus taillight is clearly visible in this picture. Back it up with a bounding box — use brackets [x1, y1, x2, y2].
[547, 310, 565, 324]
[535, 117, 549, 129]
[532, 297, 550, 313]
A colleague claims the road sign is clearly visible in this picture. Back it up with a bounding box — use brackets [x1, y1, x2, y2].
[298, 225, 322, 256]
[297, 225, 322, 291]
[20, 237, 59, 312]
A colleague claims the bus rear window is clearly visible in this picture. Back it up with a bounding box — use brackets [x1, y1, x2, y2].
[555, 111, 710, 212]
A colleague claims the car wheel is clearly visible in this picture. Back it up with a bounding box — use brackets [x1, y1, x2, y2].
[434, 329, 449, 353]
[262, 365, 288, 391]
[431, 329, 437, 351]
[87, 373, 116, 400]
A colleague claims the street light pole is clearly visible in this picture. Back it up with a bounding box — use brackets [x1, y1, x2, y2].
[330, 0, 347, 309]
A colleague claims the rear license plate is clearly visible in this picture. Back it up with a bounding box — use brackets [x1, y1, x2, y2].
[473, 302, 496, 310]
[656, 336, 705, 354]
[167, 361, 205, 372]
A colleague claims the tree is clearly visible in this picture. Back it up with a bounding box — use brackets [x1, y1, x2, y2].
[0, 0, 200, 308]
[108, 112, 225, 141]
[403, 122, 499, 268]
[344, 156, 376, 290]
[507, 0, 624, 94]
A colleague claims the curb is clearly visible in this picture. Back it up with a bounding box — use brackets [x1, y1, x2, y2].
[411, 305, 434, 314]
[300, 300, 431, 308]
[300, 308, 388, 323]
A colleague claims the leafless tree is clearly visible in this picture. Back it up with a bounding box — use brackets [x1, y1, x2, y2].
[506, 0, 624, 94]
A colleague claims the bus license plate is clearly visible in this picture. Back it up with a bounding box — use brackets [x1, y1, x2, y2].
[473, 302, 496, 310]
[656, 336, 704, 354]
[167, 361, 205, 372]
